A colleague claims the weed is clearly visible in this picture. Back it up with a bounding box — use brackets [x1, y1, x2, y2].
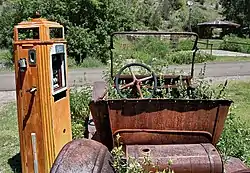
[217, 105, 250, 166]
[70, 85, 92, 139]
[111, 135, 174, 173]
[104, 58, 227, 100]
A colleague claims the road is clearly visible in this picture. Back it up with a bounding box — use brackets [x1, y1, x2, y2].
[0, 61, 250, 91]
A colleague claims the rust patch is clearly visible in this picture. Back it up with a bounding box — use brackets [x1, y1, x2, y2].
[126, 143, 223, 173]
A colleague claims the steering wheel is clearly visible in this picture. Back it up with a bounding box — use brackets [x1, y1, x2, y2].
[115, 63, 157, 98]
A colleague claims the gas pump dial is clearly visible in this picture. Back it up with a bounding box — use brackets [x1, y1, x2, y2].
[50, 43, 67, 95]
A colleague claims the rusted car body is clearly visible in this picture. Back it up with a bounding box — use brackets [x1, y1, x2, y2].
[51, 32, 249, 173]
[89, 97, 232, 173]
[88, 32, 248, 173]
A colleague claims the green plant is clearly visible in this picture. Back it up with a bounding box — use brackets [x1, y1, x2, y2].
[167, 51, 215, 64]
[113, 36, 215, 67]
[217, 106, 250, 166]
[67, 56, 105, 68]
[220, 0, 250, 27]
[219, 35, 250, 53]
[111, 134, 174, 173]
[0, 49, 13, 71]
[104, 54, 223, 100]
[70, 85, 92, 139]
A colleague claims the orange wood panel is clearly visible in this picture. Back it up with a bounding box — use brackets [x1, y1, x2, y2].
[14, 18, 72, 173]
[53, 93, 72, 154]
[15, 44, 45, 173]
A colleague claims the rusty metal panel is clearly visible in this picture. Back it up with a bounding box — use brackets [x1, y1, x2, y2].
[50, 139, 115, 173]
[89, 101, 113, 150]
[89, 99, 232, 149]
[224, 157, 249, 173]
[107, 99, 232, 146]
[126, 143, 223, 173]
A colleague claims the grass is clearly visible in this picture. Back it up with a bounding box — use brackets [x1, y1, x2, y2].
[0, 102, 21, 173]
[67, 57, 105, 69]
[211, 56, 250, 63]
[217, 80, 250, 165]
[0, 77, 250, 172]
[198, 39, 223, 50]
[226, 81, 250, 125]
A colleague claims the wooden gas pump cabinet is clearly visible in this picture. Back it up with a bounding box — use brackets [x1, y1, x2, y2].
[14, 18, 72, 173]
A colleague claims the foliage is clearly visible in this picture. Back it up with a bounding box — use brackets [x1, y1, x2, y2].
[166, 2, 219, 31]
[0, 1, 16, 49]
[113, 36, 215, 66]
[111, 135, 174, 173]
[105, 52, 225, 100]
[66, 26, 97, 64]
[166, 51, 215, 64]
[219, 34, 250, 53]
[67, 57, 105, 68]
[70, 85, 92, 139]
[217, 106, 250, 166]
[0, 0, 139, 64]
[219, 0, 250, 27]
[0, 0, 221, 66]
[0, 49, 13, 71]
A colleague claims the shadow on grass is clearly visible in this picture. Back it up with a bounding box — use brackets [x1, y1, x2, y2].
[8, 152, 22, 173]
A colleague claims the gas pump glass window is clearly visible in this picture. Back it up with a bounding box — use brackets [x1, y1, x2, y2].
[51, 44, 66, 95]
[18, 27, 39, 40]
[50, 27, 64, 39]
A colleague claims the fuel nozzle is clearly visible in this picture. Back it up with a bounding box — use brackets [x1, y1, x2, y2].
[18, 58, 27, 72]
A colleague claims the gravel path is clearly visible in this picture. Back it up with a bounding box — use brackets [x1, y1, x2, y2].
[0, 91, 16, 105]
[201, 49, 250, 57]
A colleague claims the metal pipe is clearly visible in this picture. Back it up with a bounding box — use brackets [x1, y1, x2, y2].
[31, 133, 38, 173]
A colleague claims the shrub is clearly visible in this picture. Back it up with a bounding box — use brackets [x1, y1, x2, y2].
[67, 57, 104, 68]
[70, 85, 92, 139]
[0, 0, 139, 65]
[217, 106, 250, 166]
[0, 49, 13, 71]
[219, 35, 250, 53]
[167, 51, 215, 64]
[113, 36, 215, 66]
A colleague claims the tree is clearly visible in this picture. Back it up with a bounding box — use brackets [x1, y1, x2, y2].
[220, 0, 250, 27]
[0, 0, 139, 64]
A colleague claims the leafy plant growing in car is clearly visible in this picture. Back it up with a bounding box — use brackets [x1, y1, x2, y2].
[103, 55, 228, 100]
[111, 134, 174, 173]
[70, 82, 92, 139]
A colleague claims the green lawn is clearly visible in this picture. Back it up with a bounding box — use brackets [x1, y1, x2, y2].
[0, 103, 21, 173]
[226, 81, 250, 125]
[212, 56, 250, 63]
[198, 39, 224, 50]
[0, 81, 250, 172]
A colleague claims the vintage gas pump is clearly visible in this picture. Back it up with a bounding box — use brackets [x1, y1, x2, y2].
[13, 17, 72, 173]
